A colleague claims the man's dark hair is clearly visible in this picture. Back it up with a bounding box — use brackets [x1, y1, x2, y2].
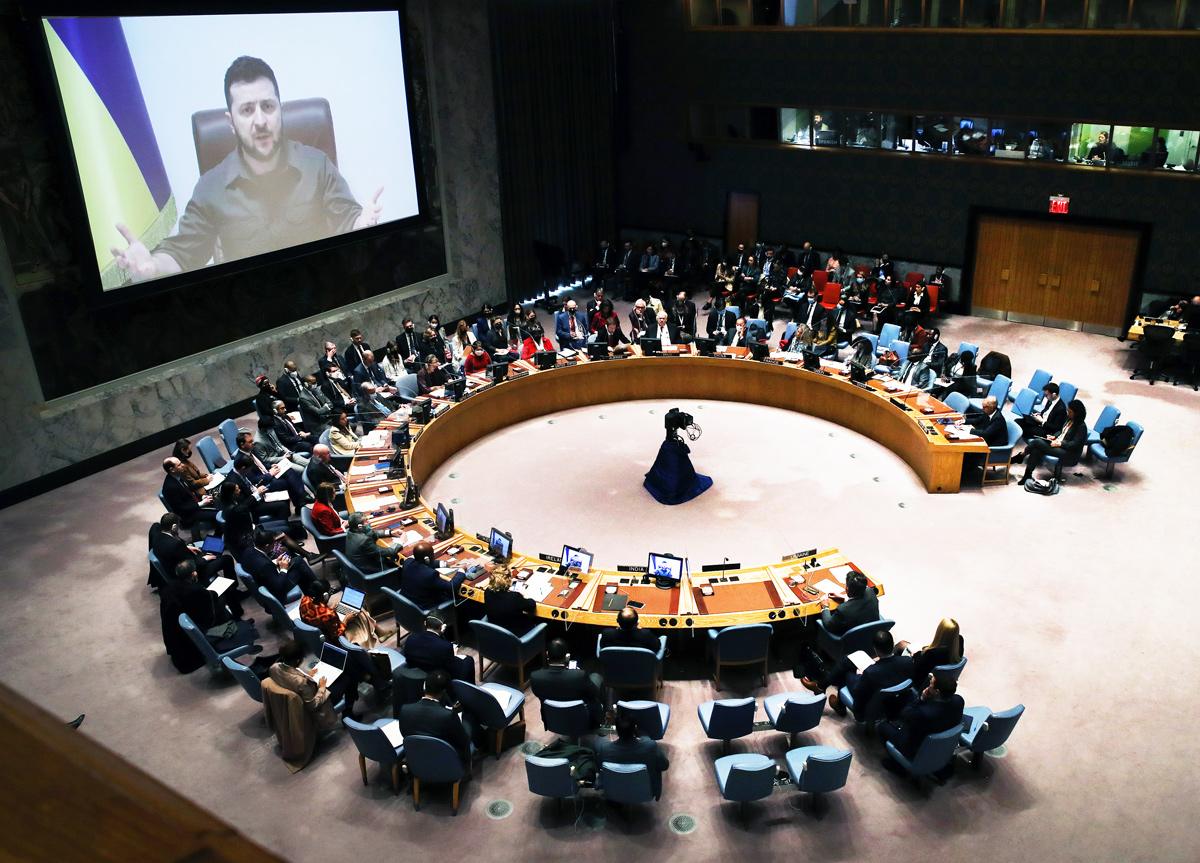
[617, 607, 639, 631]
[159, 513, 180, 531]
[236, 432, 253, 449]
[1044, 382, 1060, 395]
[846, 571, 867, 599]
[425, 613, 444, 631]
[350, 328, 363, 339]
[547, 638, 569, 663]
[614, 714, 638, 741]
[219, 481, 239, 505]
[872, 629, 895, 657]
[304, 579, 330, 599]
[425, 669, 450, 697]
[932, 673, 957, 697]
[224, 56, 279, 111]
[175, 558, 197, 580]
[278, 638, 305, 667]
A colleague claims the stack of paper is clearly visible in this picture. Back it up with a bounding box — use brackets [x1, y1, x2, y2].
[206, 576, 234, 595]
[381, 719, 404, 748]
[349, 465, 377, 476]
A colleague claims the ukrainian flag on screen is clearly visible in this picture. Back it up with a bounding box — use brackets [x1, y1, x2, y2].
[44, 17, 176, 289]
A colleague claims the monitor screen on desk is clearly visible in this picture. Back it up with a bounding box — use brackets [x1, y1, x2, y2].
[39, 10, 424, 296]
[648, 553, 686, 584]
[489, 528, 512, 562]
[561, 545, 593, 575]
[435, 502, 453, 536]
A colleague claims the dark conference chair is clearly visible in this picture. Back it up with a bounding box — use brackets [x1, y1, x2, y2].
[191, 97, 338, 174]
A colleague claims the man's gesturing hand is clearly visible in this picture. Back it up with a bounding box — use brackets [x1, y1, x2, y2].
[110, 222, 158, 282]
[353, 187, 384, 230]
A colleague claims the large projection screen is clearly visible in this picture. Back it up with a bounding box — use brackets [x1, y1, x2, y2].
[40, 10, 421, 292]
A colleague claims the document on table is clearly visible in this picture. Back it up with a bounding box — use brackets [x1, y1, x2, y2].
[397, 529, 423, 546]
[349, 465, 377, 476]
[514, 574, 554, 603]
[374, 494, 399, 508]
[381, 719, 404, 748]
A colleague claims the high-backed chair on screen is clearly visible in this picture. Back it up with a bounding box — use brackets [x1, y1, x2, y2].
[885, 726, 961, 785]
[598, 646, 663, 703]
[195, 436, 231, 474]
[405, 734, 468, 814]
[960, 704, 1025, 768]
[1086, 405, 1121, 448]
[697, 697, 757, 753]
[344, 717, 406, 794]
[1006, 387, 1037, 419]
[193, 97, 336, 172]
[969, 374, 1012, 411]
[470, 618, 546, 689]
[713, 753, 777, 824]
[944, 391, 970, 414]
[983, 419, 1022, 487]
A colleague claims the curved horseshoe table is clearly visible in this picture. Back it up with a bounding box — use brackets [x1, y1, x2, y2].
[343, 352, 986, 629]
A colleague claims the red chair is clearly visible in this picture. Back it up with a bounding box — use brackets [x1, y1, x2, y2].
[904, 271, 924, 288]
[926, 282, 939, 315]
[854, 264, 871, 278]
[787, 266, 799, 280]
[820, 281, 841, 310]
[867, 281, 878, 305]
[812, 270, 828, 291]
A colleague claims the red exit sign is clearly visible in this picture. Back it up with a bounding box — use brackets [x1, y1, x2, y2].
[1049, 195, 1070, 214]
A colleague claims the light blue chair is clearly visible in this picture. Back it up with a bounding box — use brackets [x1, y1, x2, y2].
[781, 321, 798, 347]
[405, 734, 468, 814]
[960, 704, 1026, 768]
[451, 678, 526, 758]
[221, 655, 262, 704]
[1089, 421, 1144, 479]
[195, 436, 232, 474]
[697, 697, 756, 753]
[396, 373, 420, 403]
[1057, 380, 1078, 405]
[525, 755, 579, 811]
[838, 678, 911, 726]
[541, 699, 591, 742]
[344, 717, 406, 793]
[1010, 368, 1052, 402]
[785, 745, 852, 810]
[594, 632, 665, 659]
[292, 618, 326, 656]
[876, 323, 901, 354]
[331, 549, 400, 596]
[147, 550, 171, 587]
[885, 726, 961, 784]
[599, 761, 655, 808]
[713, 753, 777, 823]
[257, 586, 300, 632]
[1006, 387, 1037, 419]
[983, 419, 1022, 487]
[763, 691, 825, 746]
[969, 373, 1012, 411]
[874, 338, 909, 373]
[469, 618, 547, 689]
[854, 332, 879, 357]
[616, 700, 671, 740]
[724, 305, 741, 319]
[746, 318, 769, 341]
[1087, 405, 1121, 447]
[707, 623, 772, 689]
[177, 613, 255, 676]
[943, 391, 970, 414]
[338, 634, 406, 693]
[956, 341, 980, 362]
[816, 618, 895, 663]
[931, 657, 968, 686]
[598, 646, 663, 702]
[218, 418, 240, 460]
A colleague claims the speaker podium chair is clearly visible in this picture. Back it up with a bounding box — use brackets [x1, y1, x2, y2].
[192, 97, 337, 174]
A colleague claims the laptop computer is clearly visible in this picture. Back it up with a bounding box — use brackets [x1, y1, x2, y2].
[310, 643, 349, 685]
[334, 586, 366, 616]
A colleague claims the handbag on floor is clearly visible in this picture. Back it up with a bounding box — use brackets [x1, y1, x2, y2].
[1023, 476, 1059, 496]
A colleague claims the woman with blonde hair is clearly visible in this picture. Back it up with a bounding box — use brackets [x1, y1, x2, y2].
[483, 562, 538, 635]
[908, 618, 965, 682]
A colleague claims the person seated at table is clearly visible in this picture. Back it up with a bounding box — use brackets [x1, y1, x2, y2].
[844, 336, 875, 377]
[793, 284, 827, 332]
[899, 279, 930, 339]
[228, 453, 297, 522]
[783, 322, 814, 354]
[1018, 399, 1088, 483]
[599, 607, 661, 652]
[595, 714, 670, 800]
[306, 449, 345, 510]
[482, 563, 539, 636]
[931, 350, 978, 399]
[555, 299, 590, 351]
[800, 570, 881, 692]
[345, 512, 402, 573]
[398, 670, 474, 765]
[704, 295, 736, 341]
[721, 317, 750, 347]
[170, 438, 211, 491]
[874, 274, 906, 329]
[965, 396, 1008, 447]
[403, 612, 476, 682]
[521, 322, 555, 360]
[402, 540, 466, 611]
[828, 295, 858, 347]
[463, 341, 492, 375]
[592, 317, 632, 355]
[328, 411, 362, 455]
[1014, 382, 1065, 444]
[269, 637, 354, 729]
[628, 298, 653, 340]
[897, 618, 965, 686]
[590, 298, 619, 334]
[649, 310, 681, 349]
[243, 527, 318, 602]
[828, 629, 915, 720]
[531, 638, 606, 727]
[879, 672, 965, 763]
[310, 482, 346, 536]
[299, 578, 382, 646]
[416, 355, 450, 396]
[894, 348, 936, 389]
[483, 315, 519, 362]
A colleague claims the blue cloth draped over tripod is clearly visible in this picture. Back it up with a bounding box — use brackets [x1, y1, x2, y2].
[643, 439, 712, 505]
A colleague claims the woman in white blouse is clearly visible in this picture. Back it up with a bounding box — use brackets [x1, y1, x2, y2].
[449, 320, 473, 368]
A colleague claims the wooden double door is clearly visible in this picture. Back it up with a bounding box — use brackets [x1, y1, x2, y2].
[971, 215, 1141, 334]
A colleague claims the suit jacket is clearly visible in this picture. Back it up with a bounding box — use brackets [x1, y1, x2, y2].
[796, 297, 828, 329]
[647, 321, 682, 346]
[161, 475, 203, 525]
[270, 413, 307, 450]
[1031, 397, 1067, 437]
[891, 693, 965, 759]
[599, 628, 661, 653]
[252, 431, 288, 466]
[824, 587, 880, 636]
[969, 409, 1008, 447]
[150, 529, 197, 578]
[398, 698, 471, 763]
[799, 249, 821, 273]
[595, 736, 669, 799]
[705, 308, 737, 338]
[401, 558, 462, 611]
[241, 546, 294, 602]
[721, 328, 750, 347]
[318, 370, 355, 412]
[416, 366, 449, 395]
[403, 630, 460, 675]
[1054, 419, 1089, 460]
[353, 361, 392, 389]
[628, 310, 651, 338]
[905, 289, 931, 314]
[483, 589, 538, 636]
[830, 304, 857, 340]
[345, 529, 397, 575]
[275, 372, 303, 411]
[896, 360, 934, 389]
[617, 247, 637, 270]
[849, 653, 915, 721]
[670, 303, 697, 336]
[343, 343, 372, 378]
[305, 457, 343, 490]
[395, 330, 423, 363]
[421, 334, 451, 363]
[530, 665, 604, 711]
[555, 310, 590, 347]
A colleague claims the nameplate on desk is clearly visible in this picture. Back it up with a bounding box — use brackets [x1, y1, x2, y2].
[711, 352, 735, 359]
[851, 381, 874, 391]
[511, 370, 530, 379]
[782, 548, 818, 561]
[759, 358, 784, 366]
[540, 553, 563, 564]
[889, 396, 913, 411]
[617, 565, 649, 573]
[701, 562, 741, 572]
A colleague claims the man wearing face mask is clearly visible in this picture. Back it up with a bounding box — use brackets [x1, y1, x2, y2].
[555, 300, 590, 351]
[275, 360, 304, 412]
[830, 296, 858, 347]
[672, 290, 696, 337]
[297, 373, 335, 431]
[722, 316, 750, 348]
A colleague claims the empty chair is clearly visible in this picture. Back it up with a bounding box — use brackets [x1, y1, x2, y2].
[1129, 324, 1177, 384]
[525, 755, 579, 810]
[147, 550, 171, 590]
[874, 339, 909, 374]
[177, 613, 256, 676]
[960, 704, 1026, 768]
[816, 618, 895, 663]
[405, 734, 468, 814]
[338, 634, 406, 693]
[195, 435, 231, 474]
[820, 280, 841, 309]
[1006, 387, 1038, 419]
[838, 678, 912, 726]
[1011, 368, 1052, 402]
[395, 373, 420, 403]
[713, 753, 777, 822]
[331, 549, 399, 596]
[597, 646, 663, 702]
[292, 618, 326, 656]
[876, 323, 900, 354]
[221, 655, 263, 704]
[1057, 380, 1078, 406]
[943, 391, 970, 414]
[1087, 405, 1121, 447]
[708, 623, 773, 689]
[956, 341, 980, 362]
[258, 586, 300, 632]
[616, 700, 671, 741]
[931, 656, 968, 686]
[451, 678, 525, 757]
[884, 726, 961, 783]
[599, 761, 655, 808]
[785, 745, 852, 810]
[763, 691, 825, 746]
[541, 699, 592, 741]
[982, 419, 1022, 487]
[1089, 421, 1144, 479]
[383, 586, 454, 641]
[300, 506, 346, 565]
[469, 618, 547, 689]
[969, 373, 1012, 411]
[697, 697, 756, 753]
[344, 717, 406, 793]
[218, 418, 240, 460]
